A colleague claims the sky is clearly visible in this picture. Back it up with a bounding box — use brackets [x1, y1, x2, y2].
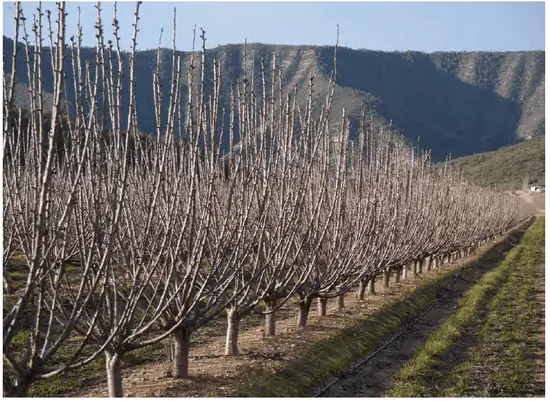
[2, 1, 545, 53]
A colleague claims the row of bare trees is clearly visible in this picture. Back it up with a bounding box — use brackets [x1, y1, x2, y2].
[3, 2, 533, 397]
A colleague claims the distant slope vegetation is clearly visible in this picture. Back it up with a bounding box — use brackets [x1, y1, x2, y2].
[3, 36, 544, 161]
[449, 136, 545, 190]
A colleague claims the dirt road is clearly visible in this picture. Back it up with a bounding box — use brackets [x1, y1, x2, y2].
[516, 190, 545, 216]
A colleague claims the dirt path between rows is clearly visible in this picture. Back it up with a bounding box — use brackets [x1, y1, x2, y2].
[516, 191, 545, 216]
[318, 229, 527, 398]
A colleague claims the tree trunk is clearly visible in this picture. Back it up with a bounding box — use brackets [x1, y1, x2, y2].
[297, 295, 313, 327]
[105, 350, 123, 397]
[337, 293, 345, 310]
[225, 307, 240, 356]
[318, 297, 327, 316]
[368, 278, 376, 295]
[7, 375, 31, 397]
[172, 326, 191, 378]
[425, 256, 432, 272]
[265, 311, 276, 336]
[417, 259, 423, 274]
[3, 271, 14, 295]
[265, 294, 277, 336]
[395, 267, 402, 283]
[402, 264, 409, 280]
[357, 279, 368, 300]
[383, 270, 391, 288]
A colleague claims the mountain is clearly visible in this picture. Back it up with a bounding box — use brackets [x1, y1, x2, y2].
[3, 36, 544, 161]
[449, 135, 545, 190]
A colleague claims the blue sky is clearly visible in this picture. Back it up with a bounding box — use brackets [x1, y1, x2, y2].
[2, 2, 545, 52]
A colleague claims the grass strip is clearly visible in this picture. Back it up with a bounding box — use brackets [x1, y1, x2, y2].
[439, 217, 544, 397]
[386, 217, 542, 397]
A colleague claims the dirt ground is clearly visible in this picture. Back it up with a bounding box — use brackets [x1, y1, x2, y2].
[68, 241, 505, 398]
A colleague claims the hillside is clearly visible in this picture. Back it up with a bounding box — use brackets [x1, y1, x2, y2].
[3, 36, 544, 161]
[449, 135, 545, 190]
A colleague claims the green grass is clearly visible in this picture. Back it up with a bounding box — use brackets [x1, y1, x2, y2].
[387, 217, 544, 397]
[439, 217, 544, 397]
[8, 270, 28, 290]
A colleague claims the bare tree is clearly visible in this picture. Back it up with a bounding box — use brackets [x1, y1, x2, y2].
[3, 3, 534, 398]
[2, 2, 128, 395]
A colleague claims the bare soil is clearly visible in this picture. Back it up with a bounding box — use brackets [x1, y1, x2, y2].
[516, 190, 545, 216]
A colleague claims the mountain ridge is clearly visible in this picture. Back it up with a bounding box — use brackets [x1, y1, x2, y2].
[3, 36, 544, 161]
